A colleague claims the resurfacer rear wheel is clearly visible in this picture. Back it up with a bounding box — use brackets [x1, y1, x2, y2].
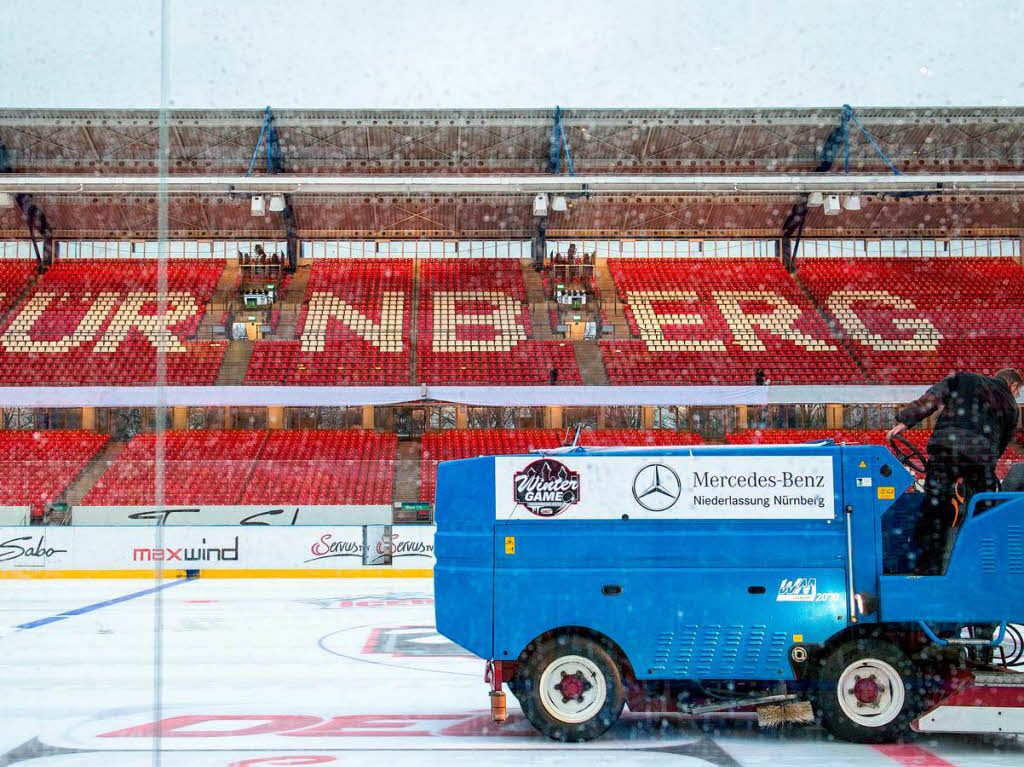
[812, 639, 921, 743]
[517, 634, 625, 741]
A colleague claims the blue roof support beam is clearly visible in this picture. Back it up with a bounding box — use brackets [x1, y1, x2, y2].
[245, 107, 294, 272]
[547, 106, 575, 176]
[781, 105, 902, 272]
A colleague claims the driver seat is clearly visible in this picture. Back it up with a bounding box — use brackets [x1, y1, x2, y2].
[1002, 462, 1024, 492]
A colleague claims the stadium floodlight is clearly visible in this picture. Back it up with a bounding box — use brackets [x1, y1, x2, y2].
[551, 195, 568, 212]
[807, 191, 824, 207]
[268, 194, 286, 212]
[822, 194, 841, 216]
[532, 193, 549, 217]
[250, 195, 267, 216]
[842, 194, 861, 211]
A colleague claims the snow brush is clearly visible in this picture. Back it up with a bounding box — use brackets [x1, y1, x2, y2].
[756, 700, 815, 728]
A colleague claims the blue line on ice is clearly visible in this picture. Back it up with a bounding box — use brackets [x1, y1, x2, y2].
[16, 578, 192, 630]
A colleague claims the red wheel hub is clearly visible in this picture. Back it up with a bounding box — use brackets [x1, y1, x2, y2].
[853, 677, 879, 703]
[557, 673, 584, 699]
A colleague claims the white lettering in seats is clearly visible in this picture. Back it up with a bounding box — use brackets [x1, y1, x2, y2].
[93, 292, 199, 353]
[826, 290, 942, 352]
[300, 291, 405, 353]
[626, 290, 727, 352]
[431, 291, 526, 353]
[0, 292, 116, 353]
[712, 291, 837, 352]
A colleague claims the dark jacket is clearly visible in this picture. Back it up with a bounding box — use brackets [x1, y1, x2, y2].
[897, 372, 1018, 462]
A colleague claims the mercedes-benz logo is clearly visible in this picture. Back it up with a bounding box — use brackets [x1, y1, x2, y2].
[632, 464, 682, 511]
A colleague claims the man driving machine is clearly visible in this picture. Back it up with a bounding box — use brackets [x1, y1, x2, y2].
[887, 368, 1022, 575]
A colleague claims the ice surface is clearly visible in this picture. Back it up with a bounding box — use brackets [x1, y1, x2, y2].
[1, 577, 1022, 766]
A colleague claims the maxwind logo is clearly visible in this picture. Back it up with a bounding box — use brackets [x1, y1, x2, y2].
[132, 537, 239, 562]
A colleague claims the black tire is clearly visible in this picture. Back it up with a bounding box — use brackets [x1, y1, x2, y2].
[810, 639, 923, 743]
[516, 634, 626, 742]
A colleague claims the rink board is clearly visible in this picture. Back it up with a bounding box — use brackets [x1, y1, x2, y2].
[0, 524, 435, 578]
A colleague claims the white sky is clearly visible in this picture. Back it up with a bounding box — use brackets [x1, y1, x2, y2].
[2, 0, 1022, 109]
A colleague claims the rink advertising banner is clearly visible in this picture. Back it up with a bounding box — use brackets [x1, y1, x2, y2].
[70, 505, 393, 526]
[0, 506, 30, 526]
[0, 525, 436, 575]
[494, 454, 836, 520]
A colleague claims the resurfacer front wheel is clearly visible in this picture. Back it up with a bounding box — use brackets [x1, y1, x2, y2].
[517, 635, 625, 741]
[812, 639, 920, 743]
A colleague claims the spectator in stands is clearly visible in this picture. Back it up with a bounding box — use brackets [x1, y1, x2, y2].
[567, 244, 576, 262]
[755, 369, 765, 386]
[888, 368, 1022, 574]
[549, 369, 558, 386]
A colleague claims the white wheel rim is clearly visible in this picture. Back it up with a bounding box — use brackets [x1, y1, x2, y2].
[836, 657, 905, 727]
[538, 654, 608, 724]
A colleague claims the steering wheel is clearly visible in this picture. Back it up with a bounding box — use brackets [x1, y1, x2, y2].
[888, 433, 928, 475]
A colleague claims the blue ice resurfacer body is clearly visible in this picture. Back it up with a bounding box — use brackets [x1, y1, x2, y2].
[434, 442, 1024, 741]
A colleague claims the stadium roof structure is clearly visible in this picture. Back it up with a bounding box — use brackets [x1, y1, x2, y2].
[1, 107, 1023, 238]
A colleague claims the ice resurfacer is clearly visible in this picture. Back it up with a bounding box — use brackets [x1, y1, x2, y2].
[433, 442, 1024, 742]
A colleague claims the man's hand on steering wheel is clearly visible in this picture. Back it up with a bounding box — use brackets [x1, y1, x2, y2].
[886, 422, 907, 443]
[887, 426, 929, 475]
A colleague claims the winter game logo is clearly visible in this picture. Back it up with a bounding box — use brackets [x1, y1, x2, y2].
[513, 459, 580, 517]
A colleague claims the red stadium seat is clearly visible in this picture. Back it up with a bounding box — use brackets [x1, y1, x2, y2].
[240, 430, 396, 505]
[0, 430, 109, 517]
[600, 258, 863, 385]
[0, 260, 226, 385]
[797, 257, 1024, 383]
[0, 261, 36, 316]
[418, 428, 703, 501]
[83, 430, 268, 505]
[417, 260, 581, 385]
[84, 429, 395, 506]
[420, 429, 562, 501]
[246, 260, 412, 385]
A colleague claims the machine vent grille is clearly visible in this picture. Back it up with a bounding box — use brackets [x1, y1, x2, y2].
[1007, 525, 1023, 574]
[695, 625, 721, 675]
[980, 538, 998, 573]
[670, 624, 774, 676]
[741, 626, 767, 675]
[672, 625, 698, 672]
[653, 632, 673, 669]
[766, 632, 789, 666]
[718, 625, 744, 673]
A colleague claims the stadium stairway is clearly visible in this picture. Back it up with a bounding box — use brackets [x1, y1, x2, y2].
[593, 259, 626, 337]
[791, 270, 873, 383]
[0, 271, 41, 329]
[409, 260, 420, 384]
[392, 439, 422, 506]
[272, 264, 311, 340]
[216, 339, 254, 385]
[212, 261, 241, 302]
[279, 263, 311, 304]
[59, 440, 126, 507]
[572, 340, 609, 385]
[521, 260, 558, 340]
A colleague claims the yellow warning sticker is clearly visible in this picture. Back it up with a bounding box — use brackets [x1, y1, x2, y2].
[858, 460, 867, 468]
[504, 536, 515, 555]
[793, 634, 804, 643]
[877, 487, 896, 500]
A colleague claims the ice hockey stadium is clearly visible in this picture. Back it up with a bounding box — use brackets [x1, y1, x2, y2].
[2, 105, 1024, 765]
